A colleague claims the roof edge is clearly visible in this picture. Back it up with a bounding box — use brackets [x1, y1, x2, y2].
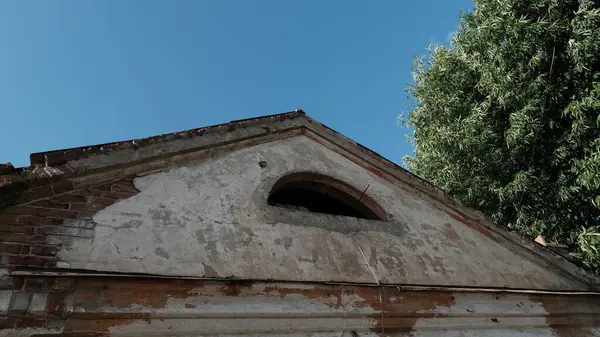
[29, 110, 306, 166]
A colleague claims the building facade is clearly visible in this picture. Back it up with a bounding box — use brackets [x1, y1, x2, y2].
[1, 111, 599, 336]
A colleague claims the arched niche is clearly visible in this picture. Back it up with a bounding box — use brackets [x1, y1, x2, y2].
[267, 172, 387, 221]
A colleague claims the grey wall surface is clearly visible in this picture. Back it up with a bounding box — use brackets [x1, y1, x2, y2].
[56, 135, 586, 290]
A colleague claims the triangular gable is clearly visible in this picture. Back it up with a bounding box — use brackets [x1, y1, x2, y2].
[1, 110, 598, 291]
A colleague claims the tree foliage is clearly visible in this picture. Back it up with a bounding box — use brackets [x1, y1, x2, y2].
[404, 0, 600, 272]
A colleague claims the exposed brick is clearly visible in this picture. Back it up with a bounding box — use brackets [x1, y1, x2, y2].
[50, 278, 77, 291]
[78, 188, 137, 200]
[14, 317, 47, 328]
[0, 172, 25, 188]
[1, 234, 45, 244]
[29, 199, 69, 209]
[52, 181, 74, 195]
[2, 206, 35, 215]
[53, 194, 86, 203]
[44, 170, 64, 183]
[0, 233, 9, 242]
[24, 277, 54, 292]
[0, 275, 24, 290]
[47, 292, 69, 317]
[0, 232, 11, 242]
[35, 227, 59, 235]
[38, 226, 93, 238]
[0, 222, 10, 232]
[69, 203, 105, 212]
[111, 180, 138, 193]
[10, 226, 35, 235]
[29, 245, 59, 256]
[88, 196, 115, 206]
[61, 219, 95, 229]
[0, 214, 20, 224]
[19, 185, 54, 202]
[75, 211, 95, 220]
[117, 191, 137, 199]
[16, 216, 65, 228]
[93, 183, 112, 191]
[23, 278, 76, 292]
[56, 164, 74, 175]
[0, 243, 23, 254]
[0, 316, 16, 329]
[33, 208, 77, 219]
[99, 191, 121, 199]
[9, 215, 37, 225]
[7, 255, 56, 267]
[75, 188, 104, 198]
[43, 318, 65, 330]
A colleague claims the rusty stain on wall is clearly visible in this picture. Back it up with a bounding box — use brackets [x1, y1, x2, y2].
[2, 275, 600, 336]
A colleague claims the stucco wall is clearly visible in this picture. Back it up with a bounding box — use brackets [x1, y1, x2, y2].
[55, 135, 586, 290]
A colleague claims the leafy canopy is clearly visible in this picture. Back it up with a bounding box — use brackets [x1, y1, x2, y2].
[403, 0, 600, 272]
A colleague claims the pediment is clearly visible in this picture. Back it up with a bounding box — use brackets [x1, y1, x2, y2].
[2, 111, 598, 291]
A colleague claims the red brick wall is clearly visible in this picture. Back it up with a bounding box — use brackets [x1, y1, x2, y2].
[0, 177, 139, 270]
[0, 275, 76, 331]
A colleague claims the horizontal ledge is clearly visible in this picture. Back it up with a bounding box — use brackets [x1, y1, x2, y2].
[57, 322, 600, 337]
[11, 269, 600, 296]
[63, 312, 600, 320]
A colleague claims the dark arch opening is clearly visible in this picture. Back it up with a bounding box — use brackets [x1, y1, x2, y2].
[267, 172, 385, 221]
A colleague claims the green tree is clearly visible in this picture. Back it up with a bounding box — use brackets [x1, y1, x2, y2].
[403, 0, 600, 272]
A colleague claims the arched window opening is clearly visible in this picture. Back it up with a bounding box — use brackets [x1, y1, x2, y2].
[267, 173, 385, 221]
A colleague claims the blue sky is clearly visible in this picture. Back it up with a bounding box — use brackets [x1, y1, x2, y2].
[0, 0, 472, 168]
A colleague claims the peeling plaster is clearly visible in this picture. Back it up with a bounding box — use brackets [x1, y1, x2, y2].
[6, 276, 599, 336]
[56, 136, 585, 290]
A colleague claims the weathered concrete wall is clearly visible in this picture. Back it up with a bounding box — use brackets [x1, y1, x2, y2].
[54, 135, 587, 290]
[1, 275, 599, 336]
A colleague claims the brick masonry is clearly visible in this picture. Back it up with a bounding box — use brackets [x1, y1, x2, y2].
[0, 275, 76, 331]
[0, 177, 139, 271]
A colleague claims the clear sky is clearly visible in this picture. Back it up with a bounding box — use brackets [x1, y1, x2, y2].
[0, 0, 472, 168]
